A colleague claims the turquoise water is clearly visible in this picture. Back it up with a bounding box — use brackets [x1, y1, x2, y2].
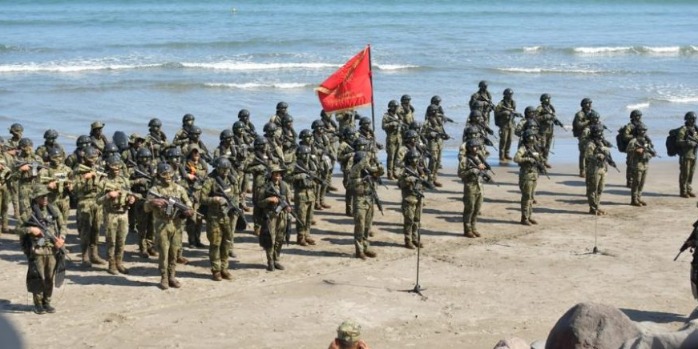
[2, 0, 697, 163]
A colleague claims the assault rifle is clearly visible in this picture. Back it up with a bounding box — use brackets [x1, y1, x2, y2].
[603, 151, 621, 173]
[675, 221, 698, 261]
[78, 163, 108, 177]
[268, 184, 303, 245]
[525, 147, 550, 179]
[638, 139, 661, 159]
[214, 181, 247, 228]
[294, 163, 331, 186]
[466, 156, 497, 185]
[362, 174, 384, 215]
[428, 130, 451, 140]
[28, 213, 67, 288]
[15, 161, 47, 177]
[104, 182, 143, 201]
[126, 160, 154, 181]
[403, 166, 436, 190]
[147, 189, 202, 218]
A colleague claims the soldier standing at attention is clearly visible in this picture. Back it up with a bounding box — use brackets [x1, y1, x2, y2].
[618, 110, 644, 188]
[172, 113, 195, 148]
[535, 93, 560, 168]
[40, 147, 73, 223]
[382, 100, 403, 180]
[89, 121, 108, 153]
[573, 98, 594, 177]
[144, 162, 194, 290]
[469, 80, 494, 126]
[458, 139, 492, 238]
[349, 139, 383, 259]
[180, 147, 208, 249]
[584, 125, 614, 215]
[237, 109, 256, 139]
[422, 104, 448, 187]
[627, 123, 655, 206]
[494, 88, 518, 163]
[335, 110, 357, 132]
[677, 112, 698, 198]
[74, 147, 106, 267]
[131, 148, 157, 258]
[398, 150, 431, 249]
[19, 185, 65, 314]
[200, 158, 239, 281]
[514, 130, 544, 226]
[145, 118, 168, 160]
[338, 127, 357, 216]
[257, 165, 292, 271]
[35, 129, 65, 163]
[311, 120, 335, 210]
[290, 145, 318, 246]
[13, 138, 45, 223]
[98, 155, 137, 275]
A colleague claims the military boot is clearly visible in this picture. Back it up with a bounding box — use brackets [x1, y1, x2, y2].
[221, 270, 232, 281]
[305, 236, 316, 245]
[405, 240, 416, 250]
[43, 298, 55, 314]
[159, 274, 169, 290]
[139, 246, 149, 259]
[321, 202, 331, 209]
[520, 216, 531, 226]
[147, 246, 158, 257]
[115, 257, 129, 274]
[273, 257, 285, 270]
[364, 250, 377, 258]
[107, 260, 118, 275]
[433, 180, 443, 188]
[297, 235, 308, 246]
[464, 225, 476, 238]
[212, 271, 222, 281]
[355, 247, 366, 260]
[266, 250, 275, 271]
[90, 245, 106, 265]
[81, 248, 91, 267]
[253, 226, 261, 236]
[33, 295, 45, 315]
[528, 218, 538, 225]
[168, 271, 181, 288]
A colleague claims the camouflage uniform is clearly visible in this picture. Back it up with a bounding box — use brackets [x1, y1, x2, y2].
[39, 153, 73, 223]
[97, 159, 136, 275]
[626, 129, 654, 206]
[469, 84, 494, 126]
[130, 153, 156, 257]
[513, 135, 543, 225]
[179, 149, 208, 248]
[312, 124, 335, 209]
[458, 143, 487, 238]
[74, 148, 106, 266]
[584, 134, 611, 215]
[677, 114, 698, 197]
[349, 144, 383, 259]
[494, 96, 517, 161]
[397, 159, 428, 248]
[572, 100, 594, 176]
[13, 143, 44, 224]
[200, 160, 240, 280]
[144, 118, 169, 160]
[257, 168, 292, 271]
[337, 129, 357, 216]
[421, 108, 448, 186]
[144, 165, 193, 289]
[245, 143, 275, 236]
[381, 102, 403, 179]
[0, 154, 10, 234]
[335, 110, 357, 131]
[396, 96, 415, 128]
[290, 147, 319, 246]
[89, 121, 108, 153]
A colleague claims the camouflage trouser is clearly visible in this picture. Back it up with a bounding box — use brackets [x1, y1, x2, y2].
[17, 180, 34, 225]
[0, 185, 9, 233]
[206, 215, 232, 272]
[499, 126, 513, 160]
[77, 200, 101, 252]
[519, 175, 537, 221]
[262, 214, 287, 263]
[352, 195, 374, 254]
[185, 201, 203, 245]
[680, 156, 696, 195]
[630, 166, 648, 203]
[155, 219, 182, 276]
[541, 132, 553, 160]
[427, 142, 442, 182]
[578, 140, 586, 174]
[54, 196, 70, 225]
[585, 167, 606, 212]
[343, 170, 352, 214]
[385, 136, 401, 176]
[29, 248, 56, 303]
[463, 188, 483, 233]
[401, 198, 421, 243]
[134, 202, 154, 252]
[104, 211, 128, 261]
[294, 190, 315, 240]
[626, 154, 632, 187]
[10, 181, 20, 223]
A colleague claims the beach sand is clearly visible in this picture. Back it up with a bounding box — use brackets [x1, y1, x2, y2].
[0, 159, 695, 348]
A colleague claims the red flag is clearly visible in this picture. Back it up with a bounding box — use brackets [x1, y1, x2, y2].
[316, 46, 372, 113]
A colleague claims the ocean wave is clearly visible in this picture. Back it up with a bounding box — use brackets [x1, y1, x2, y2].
[495, 67, 604, 74]
[626, 102, 650, 110]
[374, 63, 420, 71]
[0, 62, 160, 73]
[180, 61, 340, 71]
[570, 45, 698, 56]
[204, 82, 312, 90]
[658, 96, 698, 104]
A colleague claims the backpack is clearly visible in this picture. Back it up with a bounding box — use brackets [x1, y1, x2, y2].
[616, 126, 630, 153]
[666, 127, 682, 157]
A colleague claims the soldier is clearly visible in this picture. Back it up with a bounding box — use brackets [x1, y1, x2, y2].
[237, 109, 257, 139]
[535, 93, 562, 167]
[181, 126, 213, 164]
[35, 129, 65, 163]
[336, 110, 358, 131]
[89, 121, 108, 153]
[74, 146, 106, 267]
[0, 138, 11, 234]
[422, 104, 449, 187]
[514, 130, 544, 225]
[213, 129, 237, 164]
[200, 157, 240, 281]
[349, 139, 383, 259]
[494, 88, 518, 162]
[172, 113, 196, 148]
[458, 139, 492, 238]
[232, 121, 253, 205]
[280, 114, 297, 167]
[13, 138, 44, 222]
[627, 123, 656, 206]
[469, 80, 494, 126]
[290, 145, 319, 246]
[573, 98, 594, 177]
[40, 147, 73, 223]
[678, 112, 698, 198]
[328, 320, 371, 349]
[121, 133, 146, 167]
[7, 123, 24, 154]
[180, 146, 208, 248]
[398, 150, 432, 249]
[130, 148, 157, 258]
[382, 100, 403, 180]
[396, 94, 415, 126]
[312, 120, 335, 210]
[246, 136, 274, 236]
[263, 122, 286, 165]
[618, 110, 644, 187]
[584, 125, 614, 215]
[65, 135, 92, 169]
[357, 116, 383, 152]
[145, 118, 168, 160]
[144, 162, 194, 290]
[395, 130, 425, 178]
[19, 185, 66, 314]
[269, 101, 288, 127]
[257, 165, 292, 271]
[338, 127, 358, 216]
[98, 155, 137, 275]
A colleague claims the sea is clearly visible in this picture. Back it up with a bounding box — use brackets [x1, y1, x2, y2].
[2, 0, 698, 165]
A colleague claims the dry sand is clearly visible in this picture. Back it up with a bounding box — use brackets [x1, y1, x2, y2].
[0, 159, 696, 348]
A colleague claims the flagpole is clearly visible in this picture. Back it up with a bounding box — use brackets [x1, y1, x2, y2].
[367, 44, 375, 133]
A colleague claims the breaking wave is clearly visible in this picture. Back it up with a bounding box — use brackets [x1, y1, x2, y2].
[204, 82, 313, 90]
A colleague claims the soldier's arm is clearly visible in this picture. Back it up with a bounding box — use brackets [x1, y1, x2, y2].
[513, 146, 531, 164]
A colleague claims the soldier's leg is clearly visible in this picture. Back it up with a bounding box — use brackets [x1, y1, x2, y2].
[471, 191, 483, 236]
[498, 128, 507, 160]
[402, 200, 415, 248]
[578, 141, 586, 177]
[58, 197, 70, 228]
[462, 191, 475, 237]
[596, 171, 606, 213]
[585, 169, 597, 212]
[273, 216, 285, 270]
[89, 204, 105, 265]
[528, 179, 538, 222]
[207, 218, 222, 274]
[504, 127, 513, 159]
[77, 207, 91, 265]
[637, 168, 647, 204]
[105, 214, 118, 274]
[386, 140, 396, 178]
[353, 195, 367, 258]
[0, 187, 7, 234]
[42, 253, 56, 312]
[688, 158, 696, 195]
[413, 200, 423, 245]
[168, 227, 182, 287]
[115, 214, 129, 273]
[680, 157, 689, 196]
[343, 171, 352, 216]
[363, 201, 375, 257]
[630, 167, 641, 205]
[156, 222, 171, 288]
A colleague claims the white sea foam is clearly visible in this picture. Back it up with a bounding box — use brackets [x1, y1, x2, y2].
[0, 63, 158, 73]
[374, 63, 419, 70]
[573, 46, 633, 55]
[626, 102, 650, 109]
[522, 46, 542, 52]
[662, 96, 698, 104]
[204, 82, 311, 90]
[497, 67, 603, 74]
[640, 46, 681, 54]
[181, 61, 339, 71]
